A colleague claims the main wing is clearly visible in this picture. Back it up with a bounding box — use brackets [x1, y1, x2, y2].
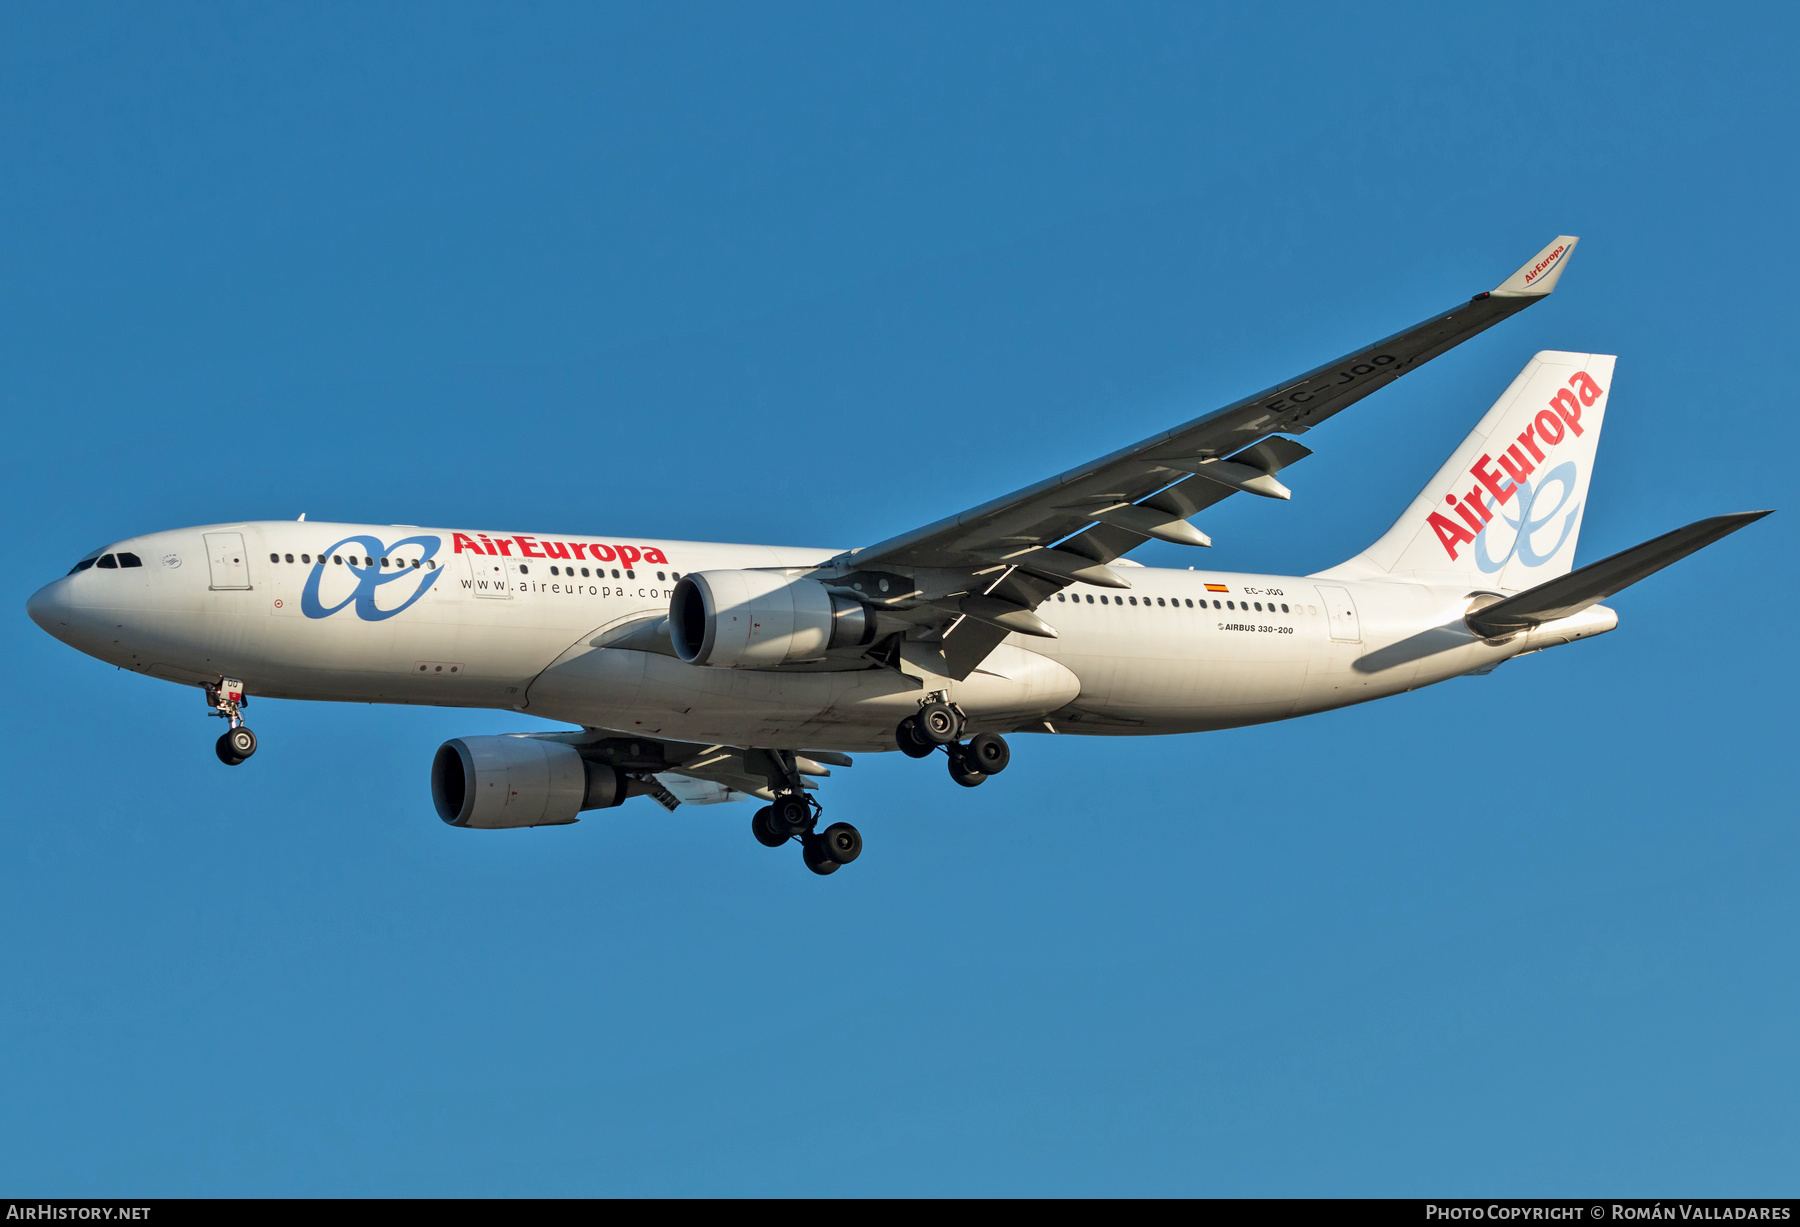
[822, 236, 1579, 677]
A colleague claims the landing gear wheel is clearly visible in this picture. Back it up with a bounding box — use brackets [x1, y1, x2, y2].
[819, 822, 862, 865]
[214, 732, 244, 766]
[769, 794, 813, 838]
[225, 726, 258, 761]
[965, 732, 1009, 775]
[751, 805, 788, 847]
[800, 834, 841, 876]
[915, 701, 960, 746]
[947, 747, 987, 788]
[895, 717, 936, 759]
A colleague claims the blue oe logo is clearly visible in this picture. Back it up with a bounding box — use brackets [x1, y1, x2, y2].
[301, 535, 443, 621]
[1474, 461, 1581, 575]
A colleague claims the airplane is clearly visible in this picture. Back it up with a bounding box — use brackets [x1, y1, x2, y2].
[26, 236, 1771, 876]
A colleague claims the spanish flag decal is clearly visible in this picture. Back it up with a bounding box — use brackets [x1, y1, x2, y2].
[1204, 583, 1229, 593]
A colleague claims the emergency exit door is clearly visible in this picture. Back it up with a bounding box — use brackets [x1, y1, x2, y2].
[466, 553, 513, 598]
[1315, 585, 1361, 643]
[203, 532, 252, 590]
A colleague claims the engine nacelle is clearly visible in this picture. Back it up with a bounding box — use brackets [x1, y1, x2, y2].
[431, 735, 626, 829]
[669, 570, 876, 668]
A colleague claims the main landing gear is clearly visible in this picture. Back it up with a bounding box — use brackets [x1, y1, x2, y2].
[207, 677, 258, 766]
[751, 793, 863, 877]
[895, 704, 1012, 789]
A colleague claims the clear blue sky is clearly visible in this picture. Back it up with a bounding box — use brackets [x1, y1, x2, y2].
[3, 2, 1795, 1196]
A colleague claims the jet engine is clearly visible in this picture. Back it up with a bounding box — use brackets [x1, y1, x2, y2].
[431, 735, 626, 829]
[669, 571, 877, 668]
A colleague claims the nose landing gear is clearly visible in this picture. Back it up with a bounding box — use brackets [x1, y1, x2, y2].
[206, 678, 257, 766]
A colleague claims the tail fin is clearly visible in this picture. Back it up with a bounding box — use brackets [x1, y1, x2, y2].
[1319, 351, 1614, 591]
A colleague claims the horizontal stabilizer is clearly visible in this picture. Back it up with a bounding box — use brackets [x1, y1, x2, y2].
[1466, 511, 1771, 636]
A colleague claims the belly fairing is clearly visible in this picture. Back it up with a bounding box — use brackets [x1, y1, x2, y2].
[524, 640, 1081, 749]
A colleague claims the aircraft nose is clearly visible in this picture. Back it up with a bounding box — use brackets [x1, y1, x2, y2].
[26, 577, 72, 636]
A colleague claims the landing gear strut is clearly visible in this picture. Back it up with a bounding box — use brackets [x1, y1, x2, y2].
[751, 792, 863, 876]
[207, 678, 257, 766]
[894, 709, 1012, 790]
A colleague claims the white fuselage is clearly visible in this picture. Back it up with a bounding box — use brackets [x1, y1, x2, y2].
[27, 520, 1616, 751]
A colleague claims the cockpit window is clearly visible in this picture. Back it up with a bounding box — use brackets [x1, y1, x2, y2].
[96, 554, 119, 569]
[68, 557, 97, 574]
[117, 552, 143, 567]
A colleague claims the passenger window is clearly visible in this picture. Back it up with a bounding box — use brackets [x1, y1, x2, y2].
[1213, 600, 1221, 609]
[672, 572, 681, 580]
[301, 554, 310, 564]
[581, 567, 590, 577]
[549, 566, 559, 576]
[269, 553, 280, 563]
[97, 554, 118, 569]
[1099, 595, 1109, 605]
[1055, 593, 1065, 601]
[1157, 598, 1165, 606]
[519, 565, 530, 575]
[334, 556, 343, 565]
[427, 561, 436, 570]
[1254, 602, 1262, 611]
[1128, 596, 1137, 605]
[364, 556, 373, 566]
[118, 552, 143, 568]
[1281, 603, 1289, 613]
[1085, 594, 1094, 604]
[283, 553, 293, 563]
[657, 571, 666, 581]
[626, 570, 635, 579]
[612, 569, 620, 578]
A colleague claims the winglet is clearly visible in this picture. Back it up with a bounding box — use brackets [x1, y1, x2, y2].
[1491, 235, 1579, 297]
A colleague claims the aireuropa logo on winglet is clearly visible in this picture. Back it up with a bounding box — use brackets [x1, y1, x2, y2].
[1522, 243, 1568, 285]
[301, 534, 443, 621]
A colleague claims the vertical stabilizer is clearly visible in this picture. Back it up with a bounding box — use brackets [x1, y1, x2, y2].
[1318, 351, 1614, 591]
